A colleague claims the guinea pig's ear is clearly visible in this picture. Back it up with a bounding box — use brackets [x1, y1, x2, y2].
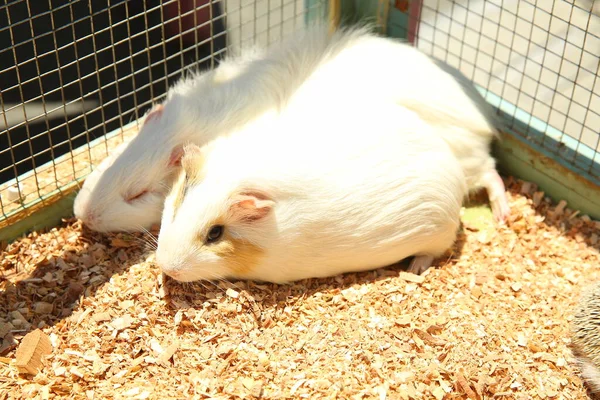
[182, 143, 202, 158]
[180, 144, 204, 171]
[229, 191, 275, 223]
[144, 103, 164, 124]
[168, 143, 203, 167]
[167, 145, 185, 167]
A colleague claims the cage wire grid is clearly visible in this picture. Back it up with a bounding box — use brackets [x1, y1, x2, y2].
[383, 0, 600, 185]
[0, 0, 329, 225]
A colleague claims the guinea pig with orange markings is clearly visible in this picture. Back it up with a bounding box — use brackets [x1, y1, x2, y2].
[155, 97, 468, 283]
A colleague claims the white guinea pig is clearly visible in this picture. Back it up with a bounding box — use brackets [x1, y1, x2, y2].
[74, 22, 507, 233]
[154, 96, 468, 284]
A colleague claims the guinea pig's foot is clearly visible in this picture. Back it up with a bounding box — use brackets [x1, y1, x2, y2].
[407, 255, 434, 275]
[485, 170, 510, 223]
[491, 195, 510, 224]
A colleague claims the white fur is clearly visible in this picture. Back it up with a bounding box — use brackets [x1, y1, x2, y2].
[72, 140, 163, 232]
[74, 22, 503, 233]
[155, 97, 467, 284]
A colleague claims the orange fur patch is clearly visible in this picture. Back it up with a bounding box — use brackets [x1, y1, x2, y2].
[223, 236, 264, 277]
[208, 229, 264, 277]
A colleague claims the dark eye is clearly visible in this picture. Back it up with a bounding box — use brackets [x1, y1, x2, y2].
[126, 190, 148, 203]
[206, 225, 224, 243]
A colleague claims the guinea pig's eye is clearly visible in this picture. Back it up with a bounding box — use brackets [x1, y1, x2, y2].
[125, 190, 149, 203]
[206, 225, 224, 244]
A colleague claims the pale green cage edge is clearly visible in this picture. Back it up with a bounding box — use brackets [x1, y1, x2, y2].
[1, 0, 599, 245]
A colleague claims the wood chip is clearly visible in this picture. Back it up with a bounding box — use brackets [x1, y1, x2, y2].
[156, 341, 179, 366]
[431, 386, 445, 400]
[110, 237, 136, 248]
[395, 315, 412, 326]
[14, 329, 53, 375]
[242, 376, 264, 397]
[414, 328, 446, 347]
[0, 322, 12, 338]
[455, 372, 479, 400]
[63, 282, 85, 304]
[33, 302, 53, 314]
[397, 272, 425, 284]
[110, 315, 134, 331]
[93, 312, 112, 323]
[70, 366, 85, 378]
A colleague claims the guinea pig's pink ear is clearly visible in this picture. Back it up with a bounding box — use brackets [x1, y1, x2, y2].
[144, 104, 164, 124]
[168, 145, 185, 167]
[168, 143, 202, 168]
[229, 191, 275, 223]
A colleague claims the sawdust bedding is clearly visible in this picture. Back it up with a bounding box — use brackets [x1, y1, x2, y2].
[0, 176, 599, 400]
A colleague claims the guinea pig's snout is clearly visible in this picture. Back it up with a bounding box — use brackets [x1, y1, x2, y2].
[157, 258, 186, 281]
[81, 211, 99, 229]
[155, 247, 187, 281]
[162, 268, 182, 280]
[159, 264, 189, 282]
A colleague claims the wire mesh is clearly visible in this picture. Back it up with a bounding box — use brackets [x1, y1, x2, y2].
[386, 0, 600, 183]
[0, 0, 329, 223]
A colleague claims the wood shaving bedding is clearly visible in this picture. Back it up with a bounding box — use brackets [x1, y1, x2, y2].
[0, 176, 599, 399]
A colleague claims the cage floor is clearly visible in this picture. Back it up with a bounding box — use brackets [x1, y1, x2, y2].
[0, 177, 599, 399]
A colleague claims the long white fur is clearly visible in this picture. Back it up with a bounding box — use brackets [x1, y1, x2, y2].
[155, 95, 467, 284]
[74, 22, 503, 233]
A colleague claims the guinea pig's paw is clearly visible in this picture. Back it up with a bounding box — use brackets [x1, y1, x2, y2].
[484, 170, 510, 224]
[491, 195, 511, 224]
[406, 255, 435, 275]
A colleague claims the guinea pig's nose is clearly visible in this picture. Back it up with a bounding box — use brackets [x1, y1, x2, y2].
[163, 269, 180, 279]
[83, 211, 98, 228]
[161, 267, 183, 281]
